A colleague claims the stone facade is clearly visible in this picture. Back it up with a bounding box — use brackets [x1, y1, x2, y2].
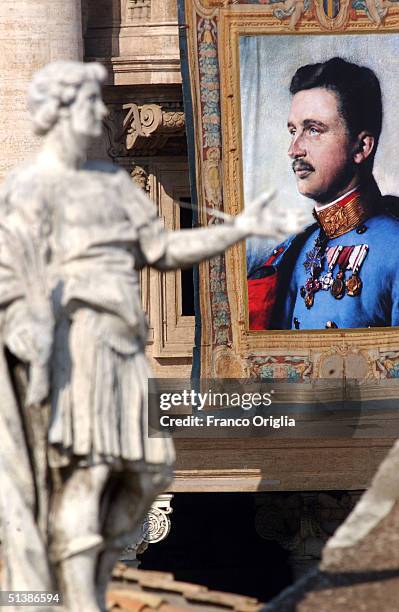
[0, 0, 190, 377]
[83, 0, 193, 378]
[0, 0, 83, 178]
[84, 0, 181, 86]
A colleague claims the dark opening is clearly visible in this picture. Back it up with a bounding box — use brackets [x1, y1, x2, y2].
[139, 492, 293, 603]
[179, 197, 195, 316]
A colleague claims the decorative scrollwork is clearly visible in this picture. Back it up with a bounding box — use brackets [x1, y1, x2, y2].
[131, 104, 163, 138]
[142, 508, 170, 543]
[272, 0, 312, 31]
[141, 494, 173, 544]
[247, 355, 313, 380]
[376, 351, 399, 379]
[103, 103, 186, 158]
[203, 147, 222, 209]
[123, 103, 185, 153]
[197, 0, 399, 30]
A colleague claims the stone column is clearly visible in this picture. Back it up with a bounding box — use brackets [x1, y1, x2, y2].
[0, 0, 83, 178]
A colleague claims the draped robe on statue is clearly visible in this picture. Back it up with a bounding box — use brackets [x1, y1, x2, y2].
[0, 160, 175, 593]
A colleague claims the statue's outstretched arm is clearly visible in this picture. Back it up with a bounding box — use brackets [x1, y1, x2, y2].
[120, 168, 307, 271]
[154, 220, 248, 270]
[150, 193, 308, 271]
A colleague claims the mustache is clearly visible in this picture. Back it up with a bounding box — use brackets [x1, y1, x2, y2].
[292, 160, 314, 173]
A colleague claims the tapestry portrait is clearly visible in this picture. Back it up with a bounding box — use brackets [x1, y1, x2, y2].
[243, 34, 399, 331]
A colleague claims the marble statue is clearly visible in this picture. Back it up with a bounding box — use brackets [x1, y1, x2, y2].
[0, 60, 306, 611]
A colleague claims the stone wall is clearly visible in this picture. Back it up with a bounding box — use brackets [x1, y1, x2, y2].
[84, 0, 181, 86]
[0, 0, 83, 178]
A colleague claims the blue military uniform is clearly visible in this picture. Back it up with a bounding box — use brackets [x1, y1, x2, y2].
[247, 189, 399, 330]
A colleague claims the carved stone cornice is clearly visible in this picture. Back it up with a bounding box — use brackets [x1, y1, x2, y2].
[104, 102, 186, 158]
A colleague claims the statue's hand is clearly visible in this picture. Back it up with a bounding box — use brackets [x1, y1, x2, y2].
[272, 207, 310, 242]
[235, 191, 309, 242]
[5, 303, 54, 406]
[6, 317, 52, 362]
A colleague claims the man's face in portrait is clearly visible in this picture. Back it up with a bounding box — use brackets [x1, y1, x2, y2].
[287, 87, 357, 204]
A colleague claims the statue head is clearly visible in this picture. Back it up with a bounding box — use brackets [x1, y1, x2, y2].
[28, 61, 108, 139]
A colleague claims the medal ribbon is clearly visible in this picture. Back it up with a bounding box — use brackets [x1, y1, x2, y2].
[326, 245, 342, 270]
[347, 245, 361, 271]
[348, 244, 368, 273]
[337, 245, 353, 271]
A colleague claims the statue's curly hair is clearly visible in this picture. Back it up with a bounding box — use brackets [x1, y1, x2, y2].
[28, 61, 107, 135]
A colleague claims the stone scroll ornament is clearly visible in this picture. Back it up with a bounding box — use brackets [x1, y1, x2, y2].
[0, 61, 304, 611]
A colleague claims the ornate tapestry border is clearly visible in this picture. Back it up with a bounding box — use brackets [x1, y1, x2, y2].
[182, 0, 399, 380]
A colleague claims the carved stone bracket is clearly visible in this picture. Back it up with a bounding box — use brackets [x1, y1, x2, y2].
[120, 494, 173, 565]
[141, 493, 173, 544]
[123, 103, 185, 153]
[104, 103, 186, 158]
[255, 492, 361, 577]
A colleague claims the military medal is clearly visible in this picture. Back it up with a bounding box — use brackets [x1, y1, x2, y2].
[320, 246, 342, 290]
[331, 270, 345, 299]
[304, 243, 325, 277]
[346, 244, 368, 297]
[301, 232, 327, 309]
[305, 292, 314, 309]
[304, 277, 321, 309]
[346, 273, 362, 297]
[320, 271, 333, 291]
[331, 246, 353, 300]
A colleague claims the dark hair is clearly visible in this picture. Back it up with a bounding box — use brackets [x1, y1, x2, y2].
[290, 57, 382, 166]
